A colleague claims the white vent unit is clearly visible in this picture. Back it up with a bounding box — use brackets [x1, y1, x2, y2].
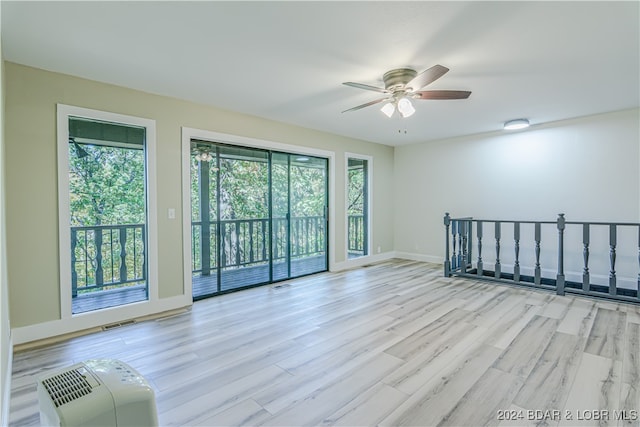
[37, 359, 158, 426]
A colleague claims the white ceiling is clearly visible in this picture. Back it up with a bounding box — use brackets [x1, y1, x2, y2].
[2, 1, 639, 146]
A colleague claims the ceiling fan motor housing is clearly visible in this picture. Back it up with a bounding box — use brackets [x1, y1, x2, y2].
[383, 68, 418, 92]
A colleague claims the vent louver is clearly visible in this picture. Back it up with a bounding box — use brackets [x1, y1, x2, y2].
[41, 367, 94, 407]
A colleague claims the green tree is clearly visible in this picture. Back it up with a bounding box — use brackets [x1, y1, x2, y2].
[348, 163, 365, 216]
[69, 144, 145, 226]
[189, 143, 328, 268]
[69, 143, 146, 291]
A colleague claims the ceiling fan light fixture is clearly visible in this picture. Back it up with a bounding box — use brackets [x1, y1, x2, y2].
[380, 102, 395, 118]
[195, 150, 214, 162]
[397, 97, 415, 118]
[504, 118, 530, 130]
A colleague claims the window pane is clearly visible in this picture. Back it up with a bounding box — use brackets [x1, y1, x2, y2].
[348, 158, 368, 258]
[290, 155, 328, 277]
[68, 118, 148, 314]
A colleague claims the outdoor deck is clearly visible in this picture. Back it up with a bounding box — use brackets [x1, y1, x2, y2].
[72, 285, 148, 314]
[193, 255, 327, 298]
[72, 255, 327, 313]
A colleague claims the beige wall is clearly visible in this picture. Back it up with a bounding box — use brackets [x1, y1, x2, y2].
[1, 10, 13, 423]
[4, 62, 394, 330]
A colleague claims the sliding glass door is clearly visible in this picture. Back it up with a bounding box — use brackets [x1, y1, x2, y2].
[190, 141, 328, 299]
[272, 153, 328, 281]
[219, 146, 270, 290]
[272, 153, 290, 281]
[289, 155, 328, 276]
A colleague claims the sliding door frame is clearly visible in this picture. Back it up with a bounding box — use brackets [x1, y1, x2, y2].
[181, 127, 335, 299]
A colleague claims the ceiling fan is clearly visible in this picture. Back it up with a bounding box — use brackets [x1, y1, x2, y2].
[342, 64, 471, 118]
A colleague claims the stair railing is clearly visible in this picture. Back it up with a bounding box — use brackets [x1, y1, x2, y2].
[444, 213, 640, 305]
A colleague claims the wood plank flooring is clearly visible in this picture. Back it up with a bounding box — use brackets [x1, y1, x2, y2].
[9, 259, 640, 426]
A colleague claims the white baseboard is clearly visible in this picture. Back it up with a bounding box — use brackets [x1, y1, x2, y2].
[330, 251, 446, 272]
[395, 251, 444, 265]
[330, 251, 397, 272]
[12, 294, 191, 346]
[1, 335, 13, 427]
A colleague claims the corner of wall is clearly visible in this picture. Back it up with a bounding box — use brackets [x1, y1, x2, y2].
[1, 5, 15, 422]
[330, 251, 397, 272]
[395, 251, 444, 265]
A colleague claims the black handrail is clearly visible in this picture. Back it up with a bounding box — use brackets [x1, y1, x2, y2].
[71, 224, 146, 297]
[192, 216, 326, 274]
[71, 215, 329, 297]
[444, 213, 640, 305]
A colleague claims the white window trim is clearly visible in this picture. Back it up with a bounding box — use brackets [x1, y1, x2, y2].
[181, 127, 336, 297]
[57, 104, 159, 320]
[344, 152, 373, 263]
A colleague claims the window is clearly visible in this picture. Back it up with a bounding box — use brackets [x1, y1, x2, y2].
[346, 155, 371, 259]
[58, 105, 157, 316]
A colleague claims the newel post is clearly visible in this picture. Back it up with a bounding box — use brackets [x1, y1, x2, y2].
[609, 224, 617, 296]
[444, 213, 451, 277]
[460, 220, 468, 274]
[556, 213, 566, 296]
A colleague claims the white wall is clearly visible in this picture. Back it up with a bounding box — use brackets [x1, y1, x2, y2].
[1, 3, 14, 422]
[394, 109, 640, 286]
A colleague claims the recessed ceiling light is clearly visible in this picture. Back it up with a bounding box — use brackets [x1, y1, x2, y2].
[504, 118, 530, 130]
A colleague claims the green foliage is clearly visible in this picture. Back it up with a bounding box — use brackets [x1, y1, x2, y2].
[189, 145, 328, 270]
[68, 142, 147, 294]
[69, 144, 145, 226]
[290, 165, 326, 217]
[348, 166, 365, 215]
[219, 158, 269, 220]
[190, 147, 327, 221]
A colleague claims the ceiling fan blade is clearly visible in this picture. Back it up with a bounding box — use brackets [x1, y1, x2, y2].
[413, 90, 471, 100]
[342, 82, 389, 94]
[342, 97, 389, 113]
[406, 64, 450, 91]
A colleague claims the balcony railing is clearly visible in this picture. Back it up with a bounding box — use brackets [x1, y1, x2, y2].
[444, 213, 640, 305]
[191, 216, 326, 274]
[71, 224, 146, 297]
[71, 216, 328, 299]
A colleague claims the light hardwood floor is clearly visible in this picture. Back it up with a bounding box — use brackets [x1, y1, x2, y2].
[8, 259, 640, 426]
